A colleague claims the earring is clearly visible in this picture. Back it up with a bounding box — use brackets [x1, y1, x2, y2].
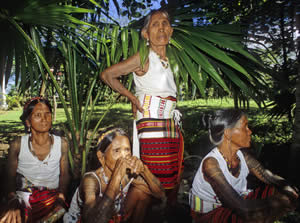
[28, 125, 31, 133]
[146, 39, 149, 46]
[169, 38, 171, 44]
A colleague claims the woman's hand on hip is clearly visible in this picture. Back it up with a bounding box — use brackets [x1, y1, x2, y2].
[130, 96, 143, 118]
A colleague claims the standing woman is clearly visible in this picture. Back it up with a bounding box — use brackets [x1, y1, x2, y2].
[189, 109, 298, 223]
[101, 10, 184, 205]
[0, 97, 70, 223]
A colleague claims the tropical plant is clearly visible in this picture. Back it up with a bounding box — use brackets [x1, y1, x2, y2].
[0, 0, 269, 177]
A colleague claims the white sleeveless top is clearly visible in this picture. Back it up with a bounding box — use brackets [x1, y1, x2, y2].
[17, 134, 61, 189]
[64, 171, 131, 223]
[63, 172, 102, 223]
[133, 50, 177, 98]
[190, 148, 250, 213]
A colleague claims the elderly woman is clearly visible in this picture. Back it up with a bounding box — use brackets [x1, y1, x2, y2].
[63, 128, 165, 223]
[101, 9, 183, 206]
[0, 97, 69, 223]
[189, 109, 298, 223]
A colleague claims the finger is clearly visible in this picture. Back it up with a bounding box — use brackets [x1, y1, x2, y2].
[0, 213, 8, 223]
[16, 211, 21, 223]
[137, 102, 144, 113]
[132, 104, 137, 118]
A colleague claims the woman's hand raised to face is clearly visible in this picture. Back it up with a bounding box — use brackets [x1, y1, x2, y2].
[124, 156, 145, 177]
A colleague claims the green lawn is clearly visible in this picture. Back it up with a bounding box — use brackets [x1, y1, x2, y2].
[0, 98, 290, 148]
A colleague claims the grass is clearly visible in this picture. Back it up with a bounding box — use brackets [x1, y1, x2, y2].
[0, 98, 291, 147]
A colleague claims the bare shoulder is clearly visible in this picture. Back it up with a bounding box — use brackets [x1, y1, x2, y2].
[202, 157, 219, 169]
[81, 173, 100, 203]
[9, 136, 22, 154]
[60, 137, 69, 153]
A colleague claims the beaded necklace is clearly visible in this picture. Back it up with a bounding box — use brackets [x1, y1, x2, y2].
[218, 148, 240, 175]
[152, 50, 169, 69]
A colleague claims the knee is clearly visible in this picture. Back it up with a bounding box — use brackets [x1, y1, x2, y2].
[132, 187, 151, 204]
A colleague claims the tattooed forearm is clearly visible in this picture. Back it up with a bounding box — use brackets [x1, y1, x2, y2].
[241, 149, 288, 187]
[203, 157, 273, 221]
[83, 194, 115, 223]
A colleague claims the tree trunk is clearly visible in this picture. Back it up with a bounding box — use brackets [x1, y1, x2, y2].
[0, 75, 8, 109]
[233, 89, 238, 109]
[53, 94, 57, 122]
[288, 11, 300, 187]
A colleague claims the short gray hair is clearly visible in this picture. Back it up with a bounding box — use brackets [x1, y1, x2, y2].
[142, 10, 171, 37]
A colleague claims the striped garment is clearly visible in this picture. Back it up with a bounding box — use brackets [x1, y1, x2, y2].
[23, 187, 60, 222]
[135, 94, 184, 189]
[190, 185, 275, 223]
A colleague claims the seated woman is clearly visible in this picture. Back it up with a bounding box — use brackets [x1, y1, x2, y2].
[189, 109, 298, 223]
[0, 97, 69, 223]
[63, 128, 165, 223]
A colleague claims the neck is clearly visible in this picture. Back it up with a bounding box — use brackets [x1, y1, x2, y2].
[150, 46, 167, 59]
[30, 131, 51, 146]
[218, 140, 239, 162]
[102, 165, 112, 180]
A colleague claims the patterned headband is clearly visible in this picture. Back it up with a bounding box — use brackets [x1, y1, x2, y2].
[97, 129, 117, 146]
[24, 96, 45, 110]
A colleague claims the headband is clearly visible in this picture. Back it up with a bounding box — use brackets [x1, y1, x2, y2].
[97, 129, 117, 146]
[24, 96, 46, 110]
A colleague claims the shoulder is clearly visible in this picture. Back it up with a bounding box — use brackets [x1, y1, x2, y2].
[59, 137, 69, 153]
[80, 172, 100, 200]
[240, 148, 255, 161]
[9, 136, 22, 154]
[82, 172, 100, 187]
[202, 156, 219, 170]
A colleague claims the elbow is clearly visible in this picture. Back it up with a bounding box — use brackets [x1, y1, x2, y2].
[100, 71, 110, 85]
[100, 71, 106, 81]
[152, 187, 166, 200]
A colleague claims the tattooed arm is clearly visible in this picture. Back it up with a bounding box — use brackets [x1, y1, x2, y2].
[203, 157, 286, 222]
[82, 158, 129, 223]
[58, 137, 70, 201]
[135, 164, 166, 199]
[81, 175, 114, 223]
[0, 137, 22, 223]
[241, 149, 298, 199]
[125, 156, 165, 199]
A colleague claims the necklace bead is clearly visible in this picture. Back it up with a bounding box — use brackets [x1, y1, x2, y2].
[218, 149, 240, 175]
[152, 50, 169, 69]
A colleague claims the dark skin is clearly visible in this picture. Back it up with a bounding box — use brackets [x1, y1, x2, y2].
[1, 102, 70, 223]
[100, 11, 173, 118]
[101, 11, 179, 205]
[81, 135, 165, 223]
[201, 115, 298, 223]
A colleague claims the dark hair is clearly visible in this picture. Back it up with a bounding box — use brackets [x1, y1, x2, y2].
[205, 109, 245, 145]
[89, 128, 130, 170]
[142, 9, 171, 36]
[96, 128, 130, 153]
[20, 97, 52, 133]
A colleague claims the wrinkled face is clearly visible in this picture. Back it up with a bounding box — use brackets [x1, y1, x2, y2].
[143, 12, 173, 47]
[103, 135, 131, 171]
[229, 115, 252, 148]
[26, 102, 52, 133]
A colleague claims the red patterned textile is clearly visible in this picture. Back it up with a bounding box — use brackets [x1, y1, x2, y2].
[23, 187, 59, 222]
[191, 185, 275, 223]
[137, 118, 184, 189]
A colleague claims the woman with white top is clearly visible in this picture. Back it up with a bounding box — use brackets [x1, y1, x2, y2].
[189, 109, 298, 223]
[0, 97, 69, 223]
[101, 9, 184, 207]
